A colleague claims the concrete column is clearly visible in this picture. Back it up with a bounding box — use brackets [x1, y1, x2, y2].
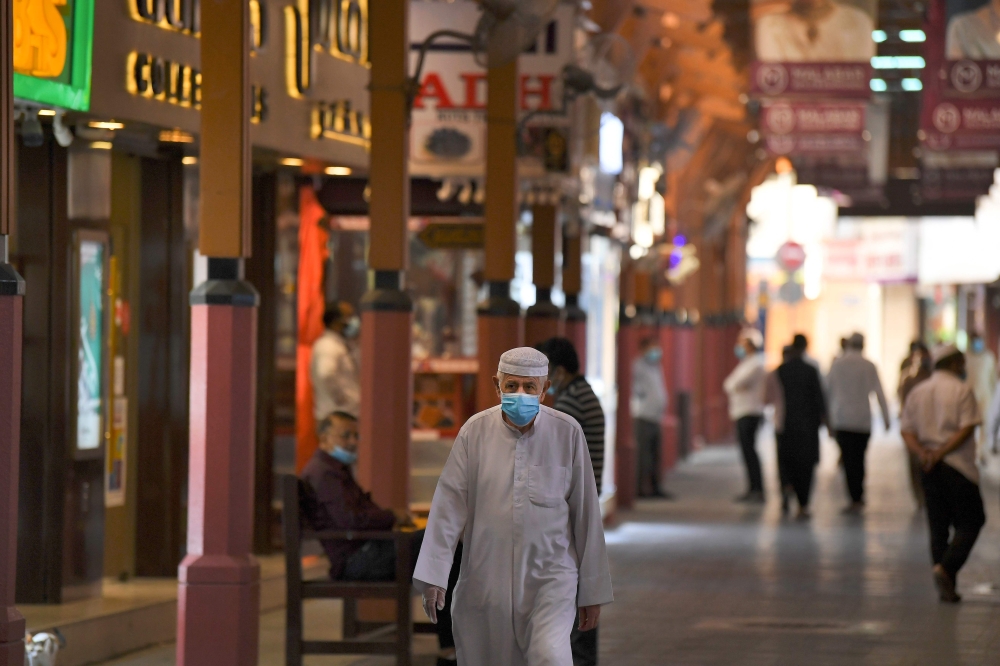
[525, 203, 560, 346]
[478, 60, 522, 411]
[0, 0, 25, 660]
[357, 0, 413, 510]
[177, 0, 259, 661]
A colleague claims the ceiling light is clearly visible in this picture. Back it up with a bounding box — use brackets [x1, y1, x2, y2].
[661, 12, 679, 28]
[88, 121, 124, 130]
[160, 129, 194, 143]
[901, 78, 923, 91]
[91, 141, 113, 150]
[871, 56, 925, 69]
[325, 166, 352, 176]
[38, 109, 56, 117]
[280, 157, 303, 167]
[899, 30, 925, 42]
[872, 30, 887, 43]
[870, 78, 888, 92]
[182, 156, 198, 165]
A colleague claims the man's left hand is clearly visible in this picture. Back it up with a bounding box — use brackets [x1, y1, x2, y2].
[578, 604, 601, 631]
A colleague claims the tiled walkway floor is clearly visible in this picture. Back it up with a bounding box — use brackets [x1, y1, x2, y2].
[601, 428, 1000, 665]
[98, 428, 1000, 665]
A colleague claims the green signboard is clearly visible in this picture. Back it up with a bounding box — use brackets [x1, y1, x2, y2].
[13, 0, 95, 111]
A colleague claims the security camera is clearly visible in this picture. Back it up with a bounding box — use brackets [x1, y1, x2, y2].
[21, 109, 43, 148]
[53, 111, 74, 148]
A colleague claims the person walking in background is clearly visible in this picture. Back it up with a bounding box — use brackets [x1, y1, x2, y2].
[536, 337, 605, 666]
[825, 333, 890, 514]
[965, 333, 996, 461]
[632, 336, 671, 499]
[724, 328, 767, 503]
[792, 333, 820, 371]
[310, 301, 362, 421]
[767, 344, 827, 519]
[899, 341, 932, 508]
[901, 345, 985, 603]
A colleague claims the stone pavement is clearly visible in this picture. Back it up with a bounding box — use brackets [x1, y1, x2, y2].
[600, 428, 1000, 666]
[95, 428, 1000, 665]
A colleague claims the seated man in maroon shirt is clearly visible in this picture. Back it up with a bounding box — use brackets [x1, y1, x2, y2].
[301, 411, 422, 581]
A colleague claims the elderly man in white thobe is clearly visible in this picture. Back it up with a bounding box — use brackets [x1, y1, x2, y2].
[414, 347, 613, 666]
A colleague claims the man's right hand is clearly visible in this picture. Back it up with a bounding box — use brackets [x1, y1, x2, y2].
[421, 586, 446, 623]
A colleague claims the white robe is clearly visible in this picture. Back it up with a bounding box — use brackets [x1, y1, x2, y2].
[414, 405, 614, 666]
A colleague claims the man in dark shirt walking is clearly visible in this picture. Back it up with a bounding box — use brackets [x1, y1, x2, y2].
[536, 337, 605, 666]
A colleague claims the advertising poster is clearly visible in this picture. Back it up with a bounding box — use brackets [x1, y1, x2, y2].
[76, 239, 104, 453]
[408, 0, 575, 178]
[921, 0, 1000, 172]
[13, 0, 94, 110]
[750, 0, 876, 96]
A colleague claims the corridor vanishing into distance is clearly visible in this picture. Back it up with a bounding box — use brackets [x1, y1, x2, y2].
[601, 430, 1000, 666]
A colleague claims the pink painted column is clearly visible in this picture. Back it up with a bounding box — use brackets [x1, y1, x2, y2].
[0, 247, 25, 666]
[563, 296, 587, 374]
[178, 264, 260, 666]
[477, 283, 523, 412]
[614, 319, 639, 511]
[358, 278, 413, 510]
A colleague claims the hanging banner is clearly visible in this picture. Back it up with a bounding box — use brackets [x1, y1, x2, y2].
[750, 0, 876, 97]
[761, 101, 866, 134]
[921, 0, 1000, 151]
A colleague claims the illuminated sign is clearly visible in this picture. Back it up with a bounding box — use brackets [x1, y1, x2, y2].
[311, 100, 370, 147]
[14, 0, 95, 110]
[285, 0, 368, 98]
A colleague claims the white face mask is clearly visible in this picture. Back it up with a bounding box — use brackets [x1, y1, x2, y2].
[342, 315, 360, 339]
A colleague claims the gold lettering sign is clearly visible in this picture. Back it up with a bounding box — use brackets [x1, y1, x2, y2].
[310, 100, 370, 148]
[126, 51, 201, 107]
[13, 0, 68, 78]
[130, 0, 200, 35]
[284, 0, 309, 97]
[285, 0, 368, 97]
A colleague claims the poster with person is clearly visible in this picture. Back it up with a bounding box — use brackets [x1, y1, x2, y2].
[946, 0, 1000, 60]
[750, 0, 877, 96]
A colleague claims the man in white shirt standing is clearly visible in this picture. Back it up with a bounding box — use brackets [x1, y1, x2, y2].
[414, 347, 613, 665]
[825, 333, 890, 514]
[632, 336, 671, 498]
[310, 302, 361, 420]
[724, 328, 768, 503]
[901, 345, 985, 603]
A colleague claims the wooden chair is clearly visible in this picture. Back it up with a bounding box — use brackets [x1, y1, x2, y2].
[282, 475, 433, 666]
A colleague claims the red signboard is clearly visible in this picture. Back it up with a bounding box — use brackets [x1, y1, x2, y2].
[751, 62, 872, 98]
[765, 134, 866, 156]
[761, 101, 866, 135]
[776, 242, 807, 272]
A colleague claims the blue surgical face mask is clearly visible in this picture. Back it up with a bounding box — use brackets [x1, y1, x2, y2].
[734, 344, 747, 360]
[645, 348, 663, 363]
[342, 315, 361, 340]
[972, 339, 985, 354]
[501, 393, 540, 427]
[330, 446, 358, 465]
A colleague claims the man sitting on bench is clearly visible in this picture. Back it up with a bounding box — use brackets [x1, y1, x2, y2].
[301, 411, 422, 581]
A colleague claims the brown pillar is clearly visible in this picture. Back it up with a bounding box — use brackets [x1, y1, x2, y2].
[477, 60, 522, 411]
[177, 0, 260, 662]
[357, 0, 412, 511]
[563, 229, 586, 372]
[614, 264, 637, 510]
[0, 0, 25, 660]
[525, 203, 561, 346]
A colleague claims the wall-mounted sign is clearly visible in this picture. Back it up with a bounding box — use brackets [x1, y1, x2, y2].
[89, 0, 370, 166]
[408, 0, 575, 178]
[14, 0, 95, 110]
[417, 222, 485, 249]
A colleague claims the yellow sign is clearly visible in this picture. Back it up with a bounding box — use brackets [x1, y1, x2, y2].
[14, 0, 68, 78]
[311, 100, 370, 148]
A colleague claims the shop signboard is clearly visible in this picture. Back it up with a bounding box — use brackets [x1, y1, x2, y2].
[74, 232, 107, 456]
[417, 222, 485, 250]
[89, 0, 371, 166]
[823, 218, 918, 283]
[749, 0, 876, 98]
[408, 0, 575, 178]
[14, 0, 95, 110]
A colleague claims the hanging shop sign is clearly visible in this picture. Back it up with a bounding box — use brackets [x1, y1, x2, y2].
[408, 0, 575, 178]
[920, 0, 1000, 152]
[761, 101, 866, 135]
[89, 0, 370, 166]
[822, 219, 918, 283]
[417, 222, 485, 249]
[749, 0, 877, 98]
[14, 0, 95, 110]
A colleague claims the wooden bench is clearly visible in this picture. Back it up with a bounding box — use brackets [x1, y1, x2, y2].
[282, 475, 434, 666]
